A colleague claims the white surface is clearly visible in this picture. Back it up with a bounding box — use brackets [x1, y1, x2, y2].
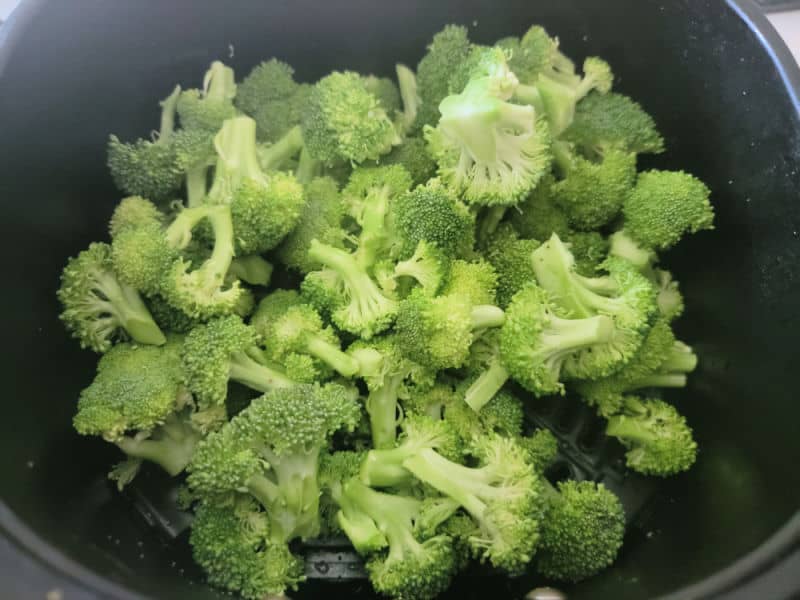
[0, 0, 798, 66]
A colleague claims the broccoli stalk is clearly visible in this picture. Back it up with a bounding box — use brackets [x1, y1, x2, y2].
[257, 125, 305, 172]
[114, 410, 202, 476]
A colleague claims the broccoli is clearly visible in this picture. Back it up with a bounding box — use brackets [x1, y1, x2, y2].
[363, 74, 402, 115]
[73, 337, 204, 486]
[303, 71, 399, 165]
[181, 315, 296, 408]
[206, 116, 305, 254]
[439, 258, 499, 306]
[379, 136, 436, 186]
[147, 293, 201, 334]
[415, 25, 472, 130]
[235, 58, 311, 142]
[108, 195, 165, 237]
[605, 396, 698, 476]
[381, 240, 451, 299]
[176, 61, 237, 132]
[426, 48, 552, 206]
[275, 176, 347, 273]
[508, 174, 571, 241]
[401, 381, 460, 421]
[107, 85, 184, 201]
[227, 254, 273, 287]
[536, 480, 625, 581]
[519, 428, 559, 473]
[58, 242, 166, 352]
[190, 497, 305, 599]
[483, 223, 540, 308]
[568, 231, 610, 276]
[254, 295, 359, 378]
[564, 91, 664, 158]
[623, 169, 714, 250]
[348, 334, 435, 449]
[306, 240, 398, 338]
[654, 268, 685, 321]
[446, 384, 525, 441]
[403, 433, 541, 575]
[395, 289, 505, 371]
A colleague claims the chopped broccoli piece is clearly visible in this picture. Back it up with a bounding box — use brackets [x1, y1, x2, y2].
[416, 25, 472, 130]
[176, 61, 237, 132]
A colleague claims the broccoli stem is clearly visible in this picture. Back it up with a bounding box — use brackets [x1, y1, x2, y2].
[262, 447, 322, 540]
[356, 186, 392, 270]
[605, 415, 657, 444]
[513, 83, 545, 114]
[551, 140, 574, 176]
[305, 336, 360, 378]
[365, 376, 402, 450]
[609, 231, 655, 271]
[229, 255, 273, 286]
[114, 414, 200, 476]
[95, 271, 166, 346]
[185, 166, 208, 208]
[464, 359, 510, 412]
[229, 351, 295, 392]
[203, 61, 236, 102]
[547, 313, 614, 351]
[396, 63, 420, 130]
[660, 344, 697, 373]
[259, 125, 304, 172]
[477, 206, 507, 242]
[361, 435, 418, 487]
[212, 116, 264, 184]
[471, 305, 506, 330]
[246, 473, 281, 507]
[633, 373, 687, 389]
[336, 501, 388, 554]
[156, 85, 182, 145]
[296, 146, 321, 184]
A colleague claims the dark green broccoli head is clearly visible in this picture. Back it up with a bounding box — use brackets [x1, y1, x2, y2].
[379, 136, 437, 186]
[176, 61, 237, 132]
[509, 174, 571, 241]
[484, 223, 540, 308]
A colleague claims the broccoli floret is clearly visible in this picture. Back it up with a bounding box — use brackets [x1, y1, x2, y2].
[440, 258, 499, 306]
[509, 174, 571, 241]
[445, 384, 525, 441]
[519, 428, 559, 473]
[254, 125, 306, 173]
[568, 231, 609, 276]
[403, 434, 541, 575]
[58, 242, 166, 352]
[503, 26, 560, 83]
[307, 240, 398, 339]
[379, 136, 436, 186]
[190, 497, 305, 599]
[107, 85, 184, 201]
[388, 240, 452, 298]
[500, 284, 614, 396]
[401, 382, 460, 421]
[227, 255, 272, 287]
[484, 223, 540, 308]
[73, 338, 203, 483]
[348, 334, 435, 449]
[395, 289, 505, 371]
[605, 396, 697, 476]
[553, 147, 637, 231]
[207, 116, 305, 254]
[363, 74, 402, 115]
[532, 234, 656, 379]
[275, 176, 347, 273]
[255, 297, 359, 378]
[395, 64, 422, 134]
[623, 170, 714, 250]
[391, 178, 475, 260]
[303, 71, 399, 165]
[181, 315, 296, 408]
[147, 294, 201, 334]
[426, 49, 552, 206]
[360, 414, 462, 488]
[235, 58, 310, 142]
[110, 216, 177, 297]
[536, 480, 625, 581]
[337, 479, 458, 599]
[176, 61, 237, 132]
[654, 268, 685, 321]
[108, 195, 165, 237]
[564, 91, 664, 158]
[416, 25, 472, 130]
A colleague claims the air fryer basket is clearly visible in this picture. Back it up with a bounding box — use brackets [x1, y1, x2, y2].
[1, 0, 799, 598]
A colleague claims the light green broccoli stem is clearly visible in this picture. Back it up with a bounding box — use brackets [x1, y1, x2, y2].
[513, 84, 545, 114]
[471, 305, 506, 330]
[356, 186, 393, 270]
[186, 165, 208, 208]
[633, 373, 687, 389]
[660, 343, 698, 373]
[547, 313, 615, 351]
[204, 61, 236, 102]
[245, 474, 281, 509]
[228, 351, 296, 392]
[360, 431, 420, 487]
[396, 63, 420, 130]
[259, 125, 305, 171]
[366, 375, 402, 450]
[261, 447, 322, 541]
[335, 488, 388, 553]
[605, 416, 658, 445]
[213, 116, 264, 185]
[464, 359, 510, 413]
[551, 140, 574, 176]
[167, 204, 235, 287]
[114, 413, 200, 476]
[95, 271, 166, 346]
[228, 255, 273, 287]
[305, 336, 360, 378]
[156, 85, 181, 145]
[477, 206, 508, 243]
[296, 146, 321, 184]
[609, 231, 655, 271]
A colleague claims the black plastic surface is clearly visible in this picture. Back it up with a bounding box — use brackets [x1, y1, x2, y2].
[1, 0, 800, 599]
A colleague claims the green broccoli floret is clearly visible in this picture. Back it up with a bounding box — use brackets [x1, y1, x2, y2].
[415, 25, 472, 130]
[147, 294, 201, 334]
[401, 382, 460, 421]
[395, 289, 505, 371]
[255, 297, 359, 378]
[348, 334, 435, 449]
[108, 195, 165, 237]
[58, 242, 166, 352]
[107, 85, 184, 201]
[363, 74, 402, 115]
[519, 428, 559, 473]
[190, 497, 305, 600]
[605, 396, 697, 476]
[500, 283, 614, 396]
[73, 337, 203, 484]
[337, 479, 458, 599]
[536, 480, 625, 581]
[275, 176, 348, 273]
[360, 414, 462, 488]
[390, 178, 475, 260]
[207, 116, 305, 254]
[484, 223, 540, 308]
[445, 384, 525, 441]
[176, 61, 237, 132]
[440, 258, 499, 306]
[623, 170, 714, 251]
[403, 433, 541, 575]
[575, 319, 697, 415]
[379, 136, 437, 186]
[553, 147, 637, 230]
[386, 240, 452, 298]
[307, 240, 398, 339]
[654, 268, 685, 321]
[426, 48, 552, 206]
[531, 234, 656, 379]
[508, 174, 571, 241]
[502, 26, 560, 83]
[235, 58, 310, 142]
[568, 231, 609, 276]
[181, 315, 296, 408]
[303, 71, 399, 165]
